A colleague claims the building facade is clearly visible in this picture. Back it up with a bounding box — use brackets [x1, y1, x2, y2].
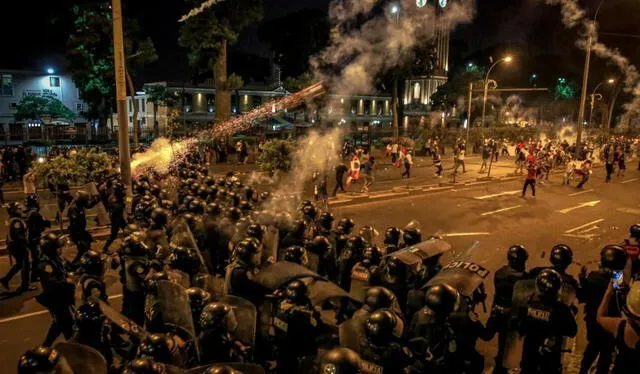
[0, 69, 89, 142]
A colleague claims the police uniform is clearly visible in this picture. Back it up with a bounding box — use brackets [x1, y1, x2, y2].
[273, 299, 320, 373]
[1, 217, 30, 291]
[224, 260, 265, 305]
[37, 254, 75, 346]
[119, 255, 151, 325]
[79, 274, 108, 303]
[102, 193, 127, 253]
[68, 199, 97, 264]
[25, 209, 50, 282]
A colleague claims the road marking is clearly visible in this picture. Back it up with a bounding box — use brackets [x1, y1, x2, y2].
[557, 200, 601, 214]
[474, 190, 521, 200]
[0, 294, 122, 325]
[369, 191, 409, 199]
[563, 233, 597, 240]
[617, 207, 640, 215]
[621, 178, 639, 184]
[568, 189, 594, 197]
[564, 219, 605, 233]
[443, 232, 491, 237]
[481, 205, 522, 216]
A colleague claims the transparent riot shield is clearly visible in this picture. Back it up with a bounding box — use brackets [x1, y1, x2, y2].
[95, 298, 148, 340]
[386, 239, 452, 269]
[502, 279, 536, 370]
[349, 263, 372, 303]
[153, 280, 197, 341]
[305, 251, 320, 273]
[192, 272, 225, 301]
[253, 262, 324, 291]
[171, 219, 207, 272]
[54, 342, 108, 374]
[218, 295, 257, 354]
[308, 279, 358, 307]
[339, 316, 365, 353]
[187, 363, 265, 374]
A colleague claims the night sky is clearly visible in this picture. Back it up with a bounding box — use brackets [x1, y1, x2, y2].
[4, 0, 638, 90]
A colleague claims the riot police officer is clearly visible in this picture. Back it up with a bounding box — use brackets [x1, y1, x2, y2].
[122, 357, 166, 374]
[36, 233, 76, 346]
[186, 287, 212, 334]
[1, 203, 32, 292]
[402, 224, 422, 247]
[384, 226, 402, 254]
[68, 190, 99, 264]
[359, 310, 417, 374]
[272, 280, 321, 373]
[102, 183, 127, 253]
[198, 302, 243, 364]
[316, 212, 335, 237]
[338, 236, 366, 292]
[517, 269, 577, 374]
[146, 207, 171, 262]
[283, 245, 308, 265]
[332, 218, 355, 259]
[24, 195, 50, 283]
[71, 301, 113, 365]
[578, 245, 628, 374]
[18, 346, 72, 374]
[349, 245, 383, 300]
[355, 286, 397, 318]
[77, 250, 107, 302]
[489, 245, 529, 374]
[530, 244, 581, 301]
[168, 246, 201, 286]
[319, 347, 362, 374]
[138, 333, 185, 367]
[374, 256, 409, 311]
[224, 239, 266, 304]
[281, 219, 307, 248]
[117, 234, 152, 325]
[306, 235, 334, 279]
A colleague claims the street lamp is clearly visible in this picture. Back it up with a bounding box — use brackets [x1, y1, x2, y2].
[389, 3, 400, 137]
[46, 67, 55, 75]
[481, 56, 512, 127]
[589, 78, 616, 127]
[390, 4, 400, 23]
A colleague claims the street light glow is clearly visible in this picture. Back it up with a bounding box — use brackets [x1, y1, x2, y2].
[607, 78, 615, 84]
[46, 68, 55, 74]
[468, 63, 474, 67]
[503, 56, 512, 63]
[391, 5, 399, 14]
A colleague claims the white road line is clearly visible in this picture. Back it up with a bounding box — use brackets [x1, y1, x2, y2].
[568, 189, 594, 197]
[621, 178, 639, 184]
[0, 294, 122, 325]
[557, 200, 601, 214]
[369, 191, 409, 199]
[481, 205, 522, 216]
[617, 207, 640, 215]
[474, 190, 521, 200]
[444, 232, 491, 237]
[564, 218, 605, 233]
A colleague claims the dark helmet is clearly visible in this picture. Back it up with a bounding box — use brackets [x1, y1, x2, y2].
[234, 239, 260, 263]
[301, 199, 314, 208]
[630, 224, 640, 240]
[228, 192, 240, 207]
[291, 219, 307, 237]
[364, 310, 397, 345]
[7, 202, 23, 218]
[204, 365, 238, 374]
[363, 287, 395, 312]
[227, 207, 242, 221]
[205, 202, 221, 216]
[197, 186, 208, 199]
[600, 245, 628, 271]
[363, 245, 382, 265]
[79, 250, 105, 276]
[122, 357, 166, 374]
[145, 271, 170, 293]
[138, 333, 175, 364]
[336, 218, 355, 234]
[318, 212, 335, 230]
[346, 236, 367, 256]
[199, 302, 237, 331]
[150, 207, 169, 227]
[121, 234, 149, 257]
[186, 287, 212, 316]
[306, 235, 332, 256]
[244, 186, 256, 201]
[246, 224, 265, 241]
[182, 213, 197, 229]
[188, 199, 206, 214]
[384, 226, 402, 246]
[75, 190, 91, 207]
[507, 245, 528, 269]
[150, 184, 161, 198]
[9, 218, 27, 238]
[259, 191, 271, 201]
[283, 246, 308, 265]
[285, 280, 308, 304]
[168, 246, 199, 274]
[182, 195, 196, 208]
[239, 200, 253, 213]
[320, 348, 361, 374]
[204, 176, 216, 186]
[18, 346, 67, 374]
[423, 284, 460, 318]
[550, 244, 573, 271]
[536, 268, 563, 298]
[24, 194, 40, 211]
[74, 301, 105, 332]
[403, 227, 422, 246]
[302, 204, 318, 220]
[39, 233, 65, 256]
[190, 182, 201, 194]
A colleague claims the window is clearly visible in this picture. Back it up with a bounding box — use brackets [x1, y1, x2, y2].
[49, 77, 60, 88]
[9, 102, 17, 109]
[128, 116, 132, 124]
[76, 103, 84, 111]
[413, 82, 421, 100]
[128, 100, 132, 112]
[1, 74, 13, 96]
[140, 99, 146, 112]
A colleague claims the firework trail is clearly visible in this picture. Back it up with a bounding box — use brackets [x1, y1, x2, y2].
[178, 0, 227, 22]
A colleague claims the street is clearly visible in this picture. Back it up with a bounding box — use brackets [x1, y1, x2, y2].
[0, 163, 638, 373]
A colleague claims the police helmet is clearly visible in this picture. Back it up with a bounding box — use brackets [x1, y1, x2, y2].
[39, 233, 65, 257]
[302, 204, 318, 220]
[336, 218, 355, 234]
[363, 245, 382, 265]
[238, 200, 253, 213]
[204, 176, 216, 187]
[283, 246, 308, 265]
[138, 334, 175, 364]
[507, 245, 528, 269]
[6, 202, 23, 218]
[188, 199, 206, 215]
[306, 236, 332, 256]
[205, 203, 221, 216]
[189, 182, 201, 194]
[423, 283, 460, 318]
[285, 280, 308, 304]
[79, 250, 105, 276]
[228, 192, 240, 207]
[246, 224, 265, 241]
[145, 271, 169, 293]
[318, 212, 335, 230]
[600, 245, 628, 271]
[363, 287, 395, 312]
[630, 224, 640, 240]
[150, 207, 169, 227]
[24, 194, 39, 211]
[364, 310, 397, 345]
[168, 246, 199, 274]
[199, 302, 237, 331]
[234, 239, 260, 263]
[122, 358, 166, 374]
[535, 268, 563, 298]
[403, 227, 422, 246]
[121, 234, 149, 257]
[75, 301, 105, 333]
[319, 347, 361, 374]
[160, 199, 176, 213]
[18, 347, 68, 374]
[227, 207, 242, 222]
[197, 186, 208, 200]
[346, 236, 367, 256]
[550, 244, 573, 270]
[384, 226, 402, 246]
[75, 190, 91, 207]
[186, 287, 212, 316]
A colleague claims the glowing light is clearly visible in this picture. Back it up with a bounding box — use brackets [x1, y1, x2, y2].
[607, 78, 615, 84]
[46, 68, 54, 74]
[391, 5, 399, 14]
[37, 157, 45, 163]
[503, 56, 513, 63]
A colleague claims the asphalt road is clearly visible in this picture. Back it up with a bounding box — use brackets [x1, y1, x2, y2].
[0, 163, 638, 373]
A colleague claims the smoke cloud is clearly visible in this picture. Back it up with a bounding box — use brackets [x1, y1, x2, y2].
[311, 0, 476, 95]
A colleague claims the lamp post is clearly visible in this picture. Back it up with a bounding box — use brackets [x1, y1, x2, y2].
[481, 56, 512, 127]
[390, 4, 400, 138]
[589, 78, 615, 127]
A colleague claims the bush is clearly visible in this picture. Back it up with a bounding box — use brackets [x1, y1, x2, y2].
[32, 149, 113, 187]
[257, 139, 295, 174]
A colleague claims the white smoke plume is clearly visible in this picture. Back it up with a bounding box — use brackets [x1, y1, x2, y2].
[130, 137, 195, 176]
[178, 0, 227, 22]
[545, 0, 640, 124]
[311, 0, 476, 95]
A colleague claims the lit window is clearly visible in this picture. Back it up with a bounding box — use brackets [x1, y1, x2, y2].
[76, 103, 83, 111]
[49, 77, 61, 88]
[413, 82, 420, 99]
[1, 74, 13, 96]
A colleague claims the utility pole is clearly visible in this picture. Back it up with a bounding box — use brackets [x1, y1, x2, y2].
[466, 82, 472, 152]
[576, 35, 591, 154]
[111, 0, 132, 191]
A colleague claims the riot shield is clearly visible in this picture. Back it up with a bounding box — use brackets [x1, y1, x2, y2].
[95, 298, 148, 340]
[192, 272, 225, 300]
[339, 316, 365, 353]
[253, 262, 324, 291]
[349, 263, 372, 303]
[387, 239, 452, 268]
[502, 279, 535, 370]
[187, 363, 265, 374]
[306, 251, 320, 273]
[261, 226, 279, 264]
[308, 279, 359, 307]
[153, 280, 197, 341]
[424, 258, 490, 298]
[218, 295, 257, 355]
[171, 219, 207, 272]
[53, 342, 108, 374]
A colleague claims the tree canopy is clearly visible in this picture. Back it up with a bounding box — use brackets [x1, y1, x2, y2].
[15, 93, 75, 123]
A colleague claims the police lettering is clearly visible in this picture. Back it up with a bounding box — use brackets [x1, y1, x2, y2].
[352, 270, 371, 281]
[527, 307, 551, 322]
[442, 261, 490, 278]
[274, 317, 288, 332]
[360, 359, 383, 374]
